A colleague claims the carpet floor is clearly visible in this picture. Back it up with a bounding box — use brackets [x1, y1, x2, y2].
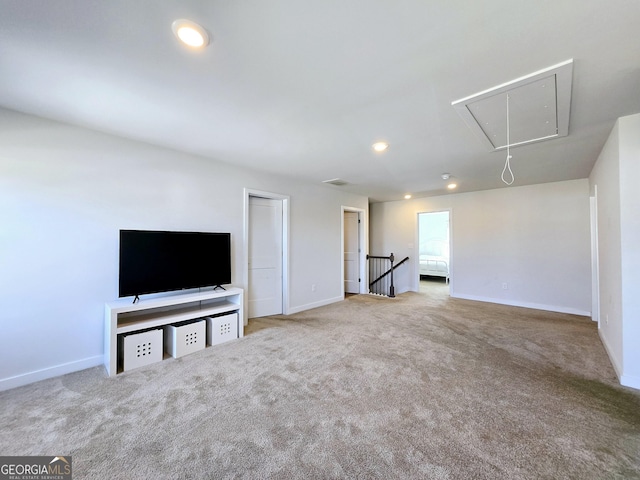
[1, 286, 639, 479]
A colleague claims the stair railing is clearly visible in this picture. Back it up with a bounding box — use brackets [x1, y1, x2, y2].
[367, 253, 409, 297]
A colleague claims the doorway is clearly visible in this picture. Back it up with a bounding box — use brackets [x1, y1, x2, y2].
[417, 210, 451, 295]
[244, 189, 289, 323]
[344, 211, 360, 294]
[342, 207, 366, 296]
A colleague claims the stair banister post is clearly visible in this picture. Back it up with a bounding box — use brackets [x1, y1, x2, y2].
[389, 253, 395, 298]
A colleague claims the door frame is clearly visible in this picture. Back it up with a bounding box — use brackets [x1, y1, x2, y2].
[243, 188, 290, 325]
[416, 209, 453, 294]
[341, 206, 367, 296]
[590, 185, 600, 325]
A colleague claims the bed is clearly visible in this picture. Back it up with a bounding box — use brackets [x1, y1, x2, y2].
[419, 239, 449, 283]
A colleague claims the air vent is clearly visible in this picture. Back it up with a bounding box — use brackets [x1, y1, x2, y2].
[452, 59, 573, 151]
[323, 178, 349, 186]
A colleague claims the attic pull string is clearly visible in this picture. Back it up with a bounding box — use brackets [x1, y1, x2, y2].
[501, 94, 515, 185]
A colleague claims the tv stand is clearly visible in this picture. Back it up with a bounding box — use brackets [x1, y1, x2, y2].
[104, 287, 243, 376]
[213, 285, 226, 291]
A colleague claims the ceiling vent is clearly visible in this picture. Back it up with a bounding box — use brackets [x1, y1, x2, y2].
[452, 59, 573, 151]
[323, 178, 349, 186]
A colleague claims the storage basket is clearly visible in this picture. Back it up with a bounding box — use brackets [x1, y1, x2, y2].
[120, 329, 163, 371]
[206, 313, 238, 346]
[164, 319, 206, 358]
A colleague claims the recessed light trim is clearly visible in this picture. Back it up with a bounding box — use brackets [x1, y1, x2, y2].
[172, 19, 210, 48]
[372, 142, 389, 152]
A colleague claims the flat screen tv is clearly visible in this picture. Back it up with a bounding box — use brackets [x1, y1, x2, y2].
[119, 230, 231, 298]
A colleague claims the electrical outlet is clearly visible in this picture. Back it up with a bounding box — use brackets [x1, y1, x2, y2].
[311, 284, 316, 292]
[502, 283, 508, 290]
[606, 314, 609, 324]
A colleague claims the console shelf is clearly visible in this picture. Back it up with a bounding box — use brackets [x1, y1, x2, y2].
[104, 287, 243, 376]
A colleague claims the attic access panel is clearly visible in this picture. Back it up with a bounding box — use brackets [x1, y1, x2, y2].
[452, 59, 573, 151]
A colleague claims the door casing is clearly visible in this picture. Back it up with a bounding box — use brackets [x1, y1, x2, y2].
[243, 188, 290, 325]
[341, 206, 367, 295]
[416, 209, 453, 294]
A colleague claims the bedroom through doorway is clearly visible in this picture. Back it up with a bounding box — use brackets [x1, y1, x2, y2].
[418, 211, 450, 296]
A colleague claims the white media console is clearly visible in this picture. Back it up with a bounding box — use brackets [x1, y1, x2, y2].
[104, 287, 244, 376]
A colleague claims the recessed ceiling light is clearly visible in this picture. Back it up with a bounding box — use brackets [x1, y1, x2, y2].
[447, 183, 457, 190]
[172, 19, 210, 48]
[372, 142, 389, 152]
[441, 173, 450, 180]
[404, 194, 412, 199]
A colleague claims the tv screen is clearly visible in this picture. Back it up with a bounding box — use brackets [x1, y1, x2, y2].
[119, 230, 231, 298]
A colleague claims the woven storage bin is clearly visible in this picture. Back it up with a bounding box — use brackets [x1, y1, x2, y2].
[206, 313, 238, 346]
[164, 320, 206, 358]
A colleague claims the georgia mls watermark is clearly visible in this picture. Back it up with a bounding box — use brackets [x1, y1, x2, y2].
[0, 456, 71, 480]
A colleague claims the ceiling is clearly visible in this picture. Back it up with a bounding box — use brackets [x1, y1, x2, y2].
[1, 0, 639, 202]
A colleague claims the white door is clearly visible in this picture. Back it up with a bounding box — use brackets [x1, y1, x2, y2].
[344, 211, 360, 294]
[249, 197, 283, 318]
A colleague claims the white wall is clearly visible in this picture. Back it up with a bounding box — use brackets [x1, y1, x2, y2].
[590, 113, 640, 389]
[370, 179, 592, 315]
[588, 121, 623, 374]
[619, 114, 640, 389]
[0, 108, 368, 390]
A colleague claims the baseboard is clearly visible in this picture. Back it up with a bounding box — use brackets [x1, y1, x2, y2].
[598, 329, 623, 378]
[0, 355, 103, 392]
[620, 374, 640, 390]
[597, 330, 640, 391]
[287, 295, 343, 315]
[451, 293, 591, 317]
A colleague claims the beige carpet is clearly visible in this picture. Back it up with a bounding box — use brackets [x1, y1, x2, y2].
[1, 287, 639, 479]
